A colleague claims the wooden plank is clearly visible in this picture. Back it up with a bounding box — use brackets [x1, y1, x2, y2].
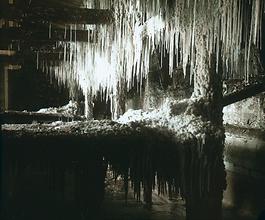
[5, 64, 22, 70]
[0, 27, 94, 42]
[0, 110, 84, 124]
[0, 50, 16, 56]
[223, 81, 265, 106]
[0, 50, 67, 64]
[4, 66, 9, 110]
[1, 5, 113, 24]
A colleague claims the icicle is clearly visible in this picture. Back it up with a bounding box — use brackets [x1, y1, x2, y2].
[39, 0, 264, 118]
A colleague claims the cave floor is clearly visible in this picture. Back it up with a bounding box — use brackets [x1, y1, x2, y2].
[99, 177, 255, 220]
[101, 189, 186, 220]
[5, 181, 256, 220]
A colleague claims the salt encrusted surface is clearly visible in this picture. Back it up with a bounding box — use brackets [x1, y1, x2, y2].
[2, 99, 226, 209]
[37, 100, 80, 117]
[2, 120, 133, 137]
[117, 98, 224, 140]
[2, 99, 223, 142]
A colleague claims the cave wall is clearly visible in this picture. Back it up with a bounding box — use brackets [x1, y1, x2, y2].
[223, 94, 265, 129]
[222, 95, 265, 219]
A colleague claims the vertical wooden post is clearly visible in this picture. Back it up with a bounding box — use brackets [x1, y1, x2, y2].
[185, 30, 226, 220]
[0, 65, 5, 111]
[143, 145, 153, 207]
[84, 90, 93, 119]
[112, 78, 125, 120]
[2, 65, 21, 111]
[4, 66, 9, 110]
[143, 51, 162, 111]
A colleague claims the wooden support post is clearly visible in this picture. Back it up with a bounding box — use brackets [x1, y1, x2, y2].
[143, 146, 153, 208]
[143, 52, 160, 111]
[84, 91, 93, 119]
[124, 171, 129, 204]
[0, 65, 5, 112]
[143, 178, 152, 207]
[2, 68, 13, 112]
[0, 50, 22, 111]
[185, 27, 226, 220]
[112, 77, 126, 119]
[184, 141, 226, 220]
[4, 66, 9, 111]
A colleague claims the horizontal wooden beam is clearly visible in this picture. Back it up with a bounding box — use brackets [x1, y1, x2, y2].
[223, 80, 265, 106]
[0, 27, 95, 42]
[10, 0, 85, 9]
[0, 110, 84, 124]
[1, 5, 113, 25]
[4, 64, 22, 70]
[0, 50, 16, 56]
[0, 50, 67, 64]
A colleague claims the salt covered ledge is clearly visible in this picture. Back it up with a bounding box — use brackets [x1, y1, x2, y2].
[1, 99, 226, 220]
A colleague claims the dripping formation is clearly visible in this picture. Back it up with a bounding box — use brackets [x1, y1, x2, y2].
[36, 0, 265, 118]
[2, 103, 225, 216]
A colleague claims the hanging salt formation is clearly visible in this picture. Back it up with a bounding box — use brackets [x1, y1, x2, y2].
[39, 0, 265, 118]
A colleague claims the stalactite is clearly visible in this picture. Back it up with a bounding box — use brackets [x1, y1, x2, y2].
[38, 0, 264, 118]
[102, 99, 225, 218]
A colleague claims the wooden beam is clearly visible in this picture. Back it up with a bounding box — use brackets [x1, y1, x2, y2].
[0, 50, 67, 65]
[223, 81, 265, 106]
[5, 64, 21, 70]
[1, 5, 113, 25]
[0, 27, 94, 42]
[0, 50, 16, 56]
[4, 66, 9, 110]
[0, 110, 84, 124]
